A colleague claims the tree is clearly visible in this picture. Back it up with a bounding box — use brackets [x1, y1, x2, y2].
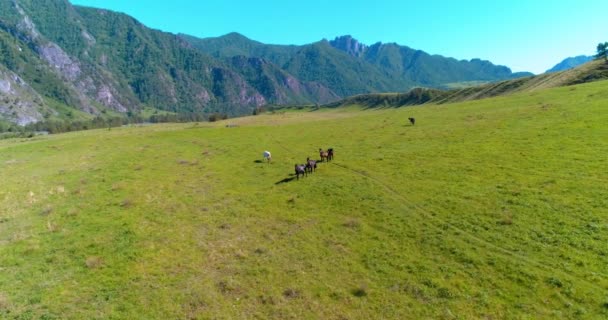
[208, 113, 220, 122]
[596, 42, 608, 61]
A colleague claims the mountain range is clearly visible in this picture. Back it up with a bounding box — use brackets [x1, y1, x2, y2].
[546, 55, 593, 73]
[0, 0, 532, 125]
[182, 33, 533, 97]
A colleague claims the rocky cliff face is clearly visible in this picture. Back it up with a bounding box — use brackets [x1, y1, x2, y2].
[13, 0, 130, 115]
[0, 0, 141, 124]
[329, 35, 367, 57]
[0, 67, 48, 125]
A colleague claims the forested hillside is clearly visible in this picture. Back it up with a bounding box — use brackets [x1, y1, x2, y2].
[0, 0, 531, 126]
[183, 33, 532, 97]
[0, 0, 335, 125]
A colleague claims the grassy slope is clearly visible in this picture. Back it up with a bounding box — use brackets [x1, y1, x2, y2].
[0, 80, 607, 319]
[332, 60, 608, 109]
[436, 60, 608, 104]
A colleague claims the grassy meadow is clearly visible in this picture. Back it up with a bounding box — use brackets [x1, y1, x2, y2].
[0, 80, 607, 319]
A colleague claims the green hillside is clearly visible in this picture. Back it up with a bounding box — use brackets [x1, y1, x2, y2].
[224, 55, 339, 105]
[1, 78, 607, 319]
[362, 42, 531, 87]
[0, 0, 340, 125]
[180, 33, 532, 96]
[331, 59, 608, 108]
[282, 40, 411, 97]
[182, 34, 412, 97]
[0, 0, 535, 125]
[179, 32, 301, 68]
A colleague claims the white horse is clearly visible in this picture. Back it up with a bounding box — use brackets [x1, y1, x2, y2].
[263, 151, 271, 163]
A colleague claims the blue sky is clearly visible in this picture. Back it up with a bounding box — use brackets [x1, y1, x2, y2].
[69, 0, 607, 74]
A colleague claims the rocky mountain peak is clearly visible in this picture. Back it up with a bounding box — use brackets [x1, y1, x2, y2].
[329, 35, 367, 57]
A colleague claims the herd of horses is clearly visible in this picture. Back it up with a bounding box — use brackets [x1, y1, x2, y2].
[267, 117, 414, 182]
[294, 148, 334, 180]
[292, 117, 413, 180]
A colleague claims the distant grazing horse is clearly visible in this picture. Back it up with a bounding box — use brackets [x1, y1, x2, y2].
[408, 117, 416, 126]
[327, 148, 334, 161]
[295, 164, 307, 180]
[306, 157, 317, 173]
[319, 148, 329, 162]
[263, 151, 272, 163]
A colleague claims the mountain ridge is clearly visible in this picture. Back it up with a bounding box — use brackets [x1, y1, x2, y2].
[182, 32, 533, 95]
[546, 55, 593, 73]
[0, 0, 531, 125]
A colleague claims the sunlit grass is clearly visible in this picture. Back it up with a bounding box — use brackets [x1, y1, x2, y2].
[0, 80, 607, 319]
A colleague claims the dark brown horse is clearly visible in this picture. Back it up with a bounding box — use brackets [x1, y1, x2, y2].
[408, 117, 416, 125]
[327, 148, 334, 161]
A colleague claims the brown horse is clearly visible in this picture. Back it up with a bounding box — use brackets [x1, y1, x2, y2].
[327, 148, 334, 161]
[319, 148, 329, 162]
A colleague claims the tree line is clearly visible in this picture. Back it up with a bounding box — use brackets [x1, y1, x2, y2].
[0, 112, 230, 139]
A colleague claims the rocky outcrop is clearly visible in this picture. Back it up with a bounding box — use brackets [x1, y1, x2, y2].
[14, 1, 39, 41]
[39, 43, 82, 81]
[0, 67, 50, 125]
[329, 35, 367, 57]
[8, 0, 131, 115]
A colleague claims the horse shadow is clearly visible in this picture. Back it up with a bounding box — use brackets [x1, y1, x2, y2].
[253, 160, 264, 163]
[275, 175, 297, 185]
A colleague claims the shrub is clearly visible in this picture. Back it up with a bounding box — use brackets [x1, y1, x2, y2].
[546, 277, 563, 288]
[437, 287, 454, 299]
[352, 285, 368, 297]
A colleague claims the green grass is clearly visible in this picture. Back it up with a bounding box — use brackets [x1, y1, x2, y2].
[44, 98, 92, 122]
[0, 80, 607, 319]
